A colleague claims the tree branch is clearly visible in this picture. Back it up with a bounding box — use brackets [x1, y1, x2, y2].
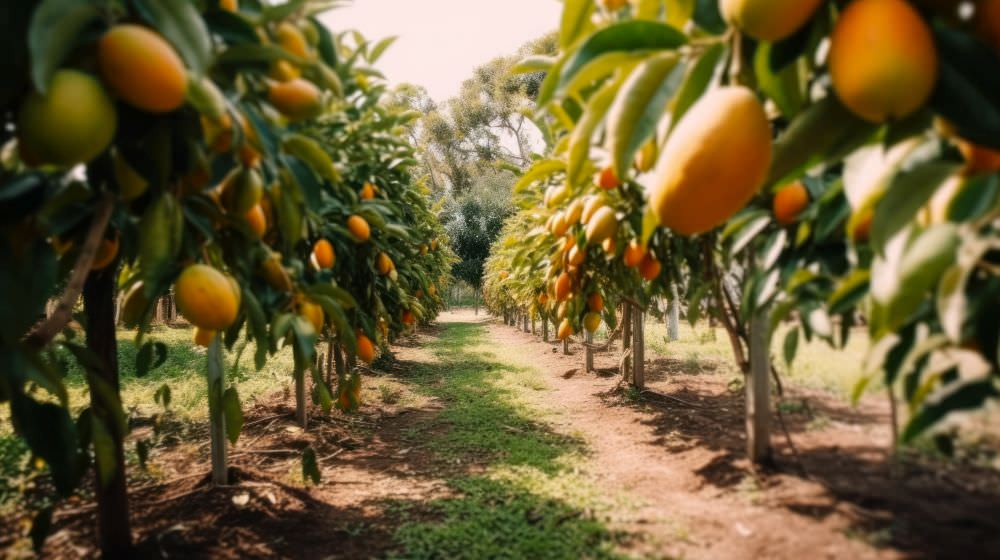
[24, 193, 115, 349]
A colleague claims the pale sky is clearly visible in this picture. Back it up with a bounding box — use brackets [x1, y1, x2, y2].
[318, 0, 561, 103]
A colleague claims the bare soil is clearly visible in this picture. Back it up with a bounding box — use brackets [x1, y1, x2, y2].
[15, 310, 1000, 559]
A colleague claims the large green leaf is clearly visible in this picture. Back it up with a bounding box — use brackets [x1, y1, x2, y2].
[28, 0, 101, 92]
[222, 387, 244, 444]
[929, 25, 1000, 151]
[558, 21, 687, 95]
[870, 161, 959, 253]
[133, 0, 212, 75]
[902, 379, 998, 442]
[559, 0, 595, 49]
[667, 42, 724, 135]
[568, 75, 624, 186]
[605, 52, 682, 178]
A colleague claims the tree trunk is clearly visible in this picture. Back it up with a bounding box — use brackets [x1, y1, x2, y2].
[206, 336, 228, 484]
[622, 305, 633, 382]
[633, 307, 645, 389]
[531, 316, 536, 335]
[295, 364, 308, 429]
[82, 269, 132, 558]
[562, 337, 569, 355]
[542, 316, 549, 342]
[667, 284, 680, 342]
[747, 310, 772, 464]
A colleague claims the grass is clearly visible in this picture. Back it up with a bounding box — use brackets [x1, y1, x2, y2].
[388, 320, 628, 559]
[644, 318, 872, 400]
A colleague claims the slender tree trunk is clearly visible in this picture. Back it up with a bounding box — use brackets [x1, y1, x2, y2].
[206, 337, 228, 484]
[633, 307, 645, 389]
[562, 337, 569, 355]
[295, 364, 308, 429]
[542, 316, 549, 342]
[622, 305, 633, 382]
[83, 268, 132, 558]
[747, 310, 772, 464]
[474, 288, 479, 315]
[667, 285, 680, 342]
[531, 315, 536, 335]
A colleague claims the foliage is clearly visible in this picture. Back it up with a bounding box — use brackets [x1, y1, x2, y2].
[0, 0, 451, 550]
[485, 0, 1000, 444]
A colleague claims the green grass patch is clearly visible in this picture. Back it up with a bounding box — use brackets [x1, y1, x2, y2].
[389, 320, 627, 559]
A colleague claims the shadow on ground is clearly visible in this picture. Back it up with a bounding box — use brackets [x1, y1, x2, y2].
[601, 356, 1000, 559]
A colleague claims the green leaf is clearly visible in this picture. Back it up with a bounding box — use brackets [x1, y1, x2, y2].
[693, 0, 726, 34]
[559, 21, 687, 95]
[514, 160, 565, 193]
[783, 328, 799, 367]
[28, 0, 101, 92]
[827, 269, 870, 315]
[902, 380, 998, 442]
[511, 55, 555, 75]
[367, 36, 396, 63]
[668, 43, 724, 135]
[870, 161, 959, 253]
[559, 0, 595, 49]
[929, 25, 1000, 151]
[768, 96, 878, 187]
[301, 446, 321, 484]
[754, 42, 803, 118]
[605, 52, 682, 178]
[154, 383, 172, 409]
[568, 75, 624, 186]
[283, 133, 341, 182]
[9, 395, 80, 496]
[133, 0, 213, 75]
[222, 387, 244, 444]
[135, 341, 168, 377]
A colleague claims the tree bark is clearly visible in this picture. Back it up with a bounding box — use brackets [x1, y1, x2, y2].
[206, 337, 228, 484]
[667, 284, 680, 342]
[622, 305, 633, 382]
[83, 268, 132, 558]
[633, 307, 645, 389]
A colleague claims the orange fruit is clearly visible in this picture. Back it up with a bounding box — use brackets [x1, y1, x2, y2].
[219, 0, 238, 11]
[585, 206, 618, 245]
[269, 59, 301, 82]
[347, 215, 370, 242]
[267, 78, 321, 121]
[356, 332, 376, 363]
[18, 70, 116, 167]
[377, 252, 394, 275]
[91, 235, 120, 271]
[649, 86, 771, 235]
[194, 327, 215, 348]
[623, 240, 645, 268]
[587, 293, 604, 313]
[299, 299, 324, 333]
[639, 254, 661, 281]
[538, 293, 549, 305]
[260, 252, 292, 292]
[313, 239, 335, 268]
[275, 22, 311, 59]
[360, 182, 377, 200]
[245, 204, 267, 238]
[431, 238, 439, 251]
[773, 181, 810, 225]
[957, 140, 1000, 176]
[555, 272, 573, 302]
[600, 0, 628, 9]
[402, 310, 416, 326]
[175, 264, 241, 330]
[98, 25, 187, 113]
[557, 318, 574, 340]
[566, 245, 585, 266]
[583, 312, 602, 334]
[720, 0, 824, 41]
[221, 168, 263, 214]
[597, 166, 621, 190]
[428, 283, 437, 296]
[829, 0, 938, 123]
[499, 270, 510, 279]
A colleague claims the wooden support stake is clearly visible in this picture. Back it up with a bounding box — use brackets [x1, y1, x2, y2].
[633, 307, 645, 390]
[207, 337, 228, 485]
[747, 310, 771, 464]
[585, 330, 594, 373]
[295, 364, 308, 430]
[622, 305, 633, 382]
[542, 316, 549, 342]
[562, 337, 569, 355]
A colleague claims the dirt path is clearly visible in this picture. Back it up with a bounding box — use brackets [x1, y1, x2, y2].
[476, 309, 1000, 560]
[27, 310, 1000, 559]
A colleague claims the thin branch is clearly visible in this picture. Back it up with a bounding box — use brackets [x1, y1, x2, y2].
[24, 193, 115, 349]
